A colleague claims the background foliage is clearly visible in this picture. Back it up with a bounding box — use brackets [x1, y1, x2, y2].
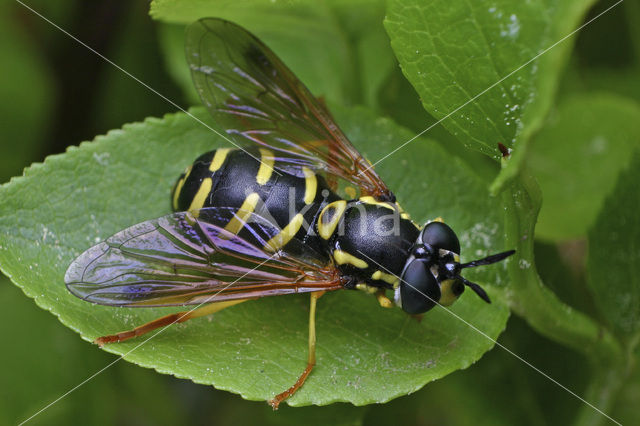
[0, 0, 638, 425]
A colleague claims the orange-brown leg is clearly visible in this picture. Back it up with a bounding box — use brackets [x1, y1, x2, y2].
[94, 299, 248, 347]
[269, 291, 324, 409]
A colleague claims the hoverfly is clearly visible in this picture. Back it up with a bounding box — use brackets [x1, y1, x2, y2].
[65, 18, 514, 408]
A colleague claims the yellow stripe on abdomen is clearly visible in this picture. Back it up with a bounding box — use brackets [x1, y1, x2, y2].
[359, 196, 395, 211]
[224, 193, 261, 234]
[187, 177, 212, 212]
[302, 167, 317, 205]
[209, 148, 230, 172]
[172, 176, 186, 211]
[263, 213, 305, 252]
[256, 148, 275, 185]
[172, 164, 194, 211]
[317, 200, 347, 240]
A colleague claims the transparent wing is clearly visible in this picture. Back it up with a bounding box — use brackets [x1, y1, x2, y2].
[65, 207, 343, 307]
[186, 18, 394, 200]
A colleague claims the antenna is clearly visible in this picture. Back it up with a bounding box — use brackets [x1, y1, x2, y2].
[460, 250, 515, 269]
[455, 249, 515, 304]
[459, 277, 492, 303]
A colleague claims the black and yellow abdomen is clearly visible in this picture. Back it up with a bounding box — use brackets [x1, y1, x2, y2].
[173, 148, 423, 293]
[172, 148, 340, 256]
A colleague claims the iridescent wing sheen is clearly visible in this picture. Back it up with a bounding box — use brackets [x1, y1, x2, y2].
[186, 18, 394, 200]
[65, 207, 343, 307]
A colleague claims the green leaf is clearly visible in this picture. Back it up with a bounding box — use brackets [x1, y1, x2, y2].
[0, 106, 509, 406]
[587, 151, 640, 338]
[150, 0, 352, 106]
[384, 0, 597, 189]
[528, 93, 640, 241]
[377, 68, 500, 184]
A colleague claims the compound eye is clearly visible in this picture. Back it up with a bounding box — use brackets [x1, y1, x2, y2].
[421, 222, 460, 254]
[399, 259, 441, 314]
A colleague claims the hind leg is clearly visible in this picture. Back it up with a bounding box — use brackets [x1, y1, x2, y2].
[94, 299, 248, 346]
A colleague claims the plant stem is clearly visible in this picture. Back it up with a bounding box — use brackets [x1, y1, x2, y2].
[501, 168, 622, 362]
[501, 167, 628, 423]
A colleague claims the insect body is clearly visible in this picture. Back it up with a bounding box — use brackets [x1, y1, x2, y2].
[65, 18, 514, 408]
[171, 147, 426, 303]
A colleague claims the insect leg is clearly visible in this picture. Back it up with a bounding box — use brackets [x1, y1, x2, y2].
[269, 291, 324, 409]
[94, 299, 249, 347]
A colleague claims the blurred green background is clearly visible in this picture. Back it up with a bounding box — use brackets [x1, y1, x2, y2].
[1, 0, 638, 425]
